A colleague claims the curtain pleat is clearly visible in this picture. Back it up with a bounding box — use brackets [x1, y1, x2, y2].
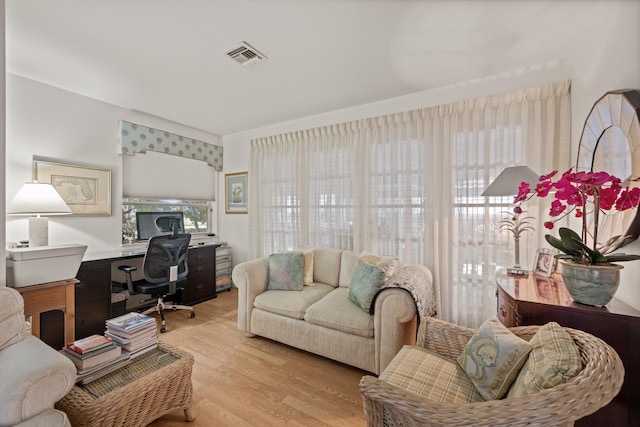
[249, 81, 571, 327]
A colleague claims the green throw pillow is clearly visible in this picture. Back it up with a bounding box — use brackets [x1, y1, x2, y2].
[457, 316, 532, 400]
[267, 252, 304, 291]
[507, 322, 582, 398]
[348, 260, 385, 311]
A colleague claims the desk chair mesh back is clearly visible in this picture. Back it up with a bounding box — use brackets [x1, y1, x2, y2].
[119, 233, 195, 333]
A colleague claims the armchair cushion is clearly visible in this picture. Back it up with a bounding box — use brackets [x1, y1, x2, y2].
[267, 252, 304, 290]
[380, 345, 484, 404]
[507, 321, 582, 398]
[457, 316, 532, 400]
[0, 287, 29, 351]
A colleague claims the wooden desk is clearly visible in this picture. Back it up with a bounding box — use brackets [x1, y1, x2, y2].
[17, 278, 78, 346]
[495, 269, 640, 427]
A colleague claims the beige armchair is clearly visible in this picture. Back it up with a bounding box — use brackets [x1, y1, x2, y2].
[360, 317, 624, 427]
[0, 287, 76, 427]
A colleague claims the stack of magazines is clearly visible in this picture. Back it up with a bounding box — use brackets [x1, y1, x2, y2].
[105, 312, 158, 359]
[62, 334, 130, 384]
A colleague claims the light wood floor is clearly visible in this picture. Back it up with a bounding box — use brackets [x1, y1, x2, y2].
[147, 288, 369, 427]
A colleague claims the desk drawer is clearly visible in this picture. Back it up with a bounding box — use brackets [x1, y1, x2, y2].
[216, 247, 232, 257]
[75, 296, 110, 339]
[76, 260, 111, 304]
[190, 246, 216, 264]
[217, 261, 231, 271]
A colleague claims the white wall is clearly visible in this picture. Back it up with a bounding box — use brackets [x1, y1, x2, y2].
[221, 1, 640, 308]
[6, 74, 221, 255]
[1, 1, 6, 286]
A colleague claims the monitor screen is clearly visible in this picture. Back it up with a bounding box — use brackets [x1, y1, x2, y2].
[136, 211, 185, 240]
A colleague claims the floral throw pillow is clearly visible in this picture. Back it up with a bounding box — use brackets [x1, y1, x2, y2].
[267, 252, 305, 291]
[457, 316, 532, 400]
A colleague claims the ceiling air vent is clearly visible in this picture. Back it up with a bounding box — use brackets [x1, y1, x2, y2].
[224, 42, 267, 67]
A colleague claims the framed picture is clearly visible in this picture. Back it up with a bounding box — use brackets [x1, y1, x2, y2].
[533, 248, 555, 277]
[225, 171, 248, 214]
[34, 160, 112, 215]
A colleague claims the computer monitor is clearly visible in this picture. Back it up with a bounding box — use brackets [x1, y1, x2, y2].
[135, 211, 185, 240]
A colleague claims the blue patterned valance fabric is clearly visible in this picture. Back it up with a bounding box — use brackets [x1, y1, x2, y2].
[119, 120, 223, 171]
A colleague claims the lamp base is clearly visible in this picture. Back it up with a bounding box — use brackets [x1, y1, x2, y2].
[507, 267, 528, 276]
[28, 217, 49, 247]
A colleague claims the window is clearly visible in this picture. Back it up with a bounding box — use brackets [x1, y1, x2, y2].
[122, 198, 211, 243]
[251, 82, 571, 327]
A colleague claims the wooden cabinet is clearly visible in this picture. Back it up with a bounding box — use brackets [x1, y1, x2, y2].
[496, 269, 640, 427]
[75, 259, 113, 339]
[180, 244, 217, 305]
[215, 245, 232, 292]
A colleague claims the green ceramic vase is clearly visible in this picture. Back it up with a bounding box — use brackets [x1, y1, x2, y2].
[559, 260, 622, 307]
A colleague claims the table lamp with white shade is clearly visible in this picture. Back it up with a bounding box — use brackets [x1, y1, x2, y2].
[7, 181, 72, 247]
[482, 166, 539, 274]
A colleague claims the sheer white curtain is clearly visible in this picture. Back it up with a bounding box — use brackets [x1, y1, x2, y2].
[249, 81, 571, 327]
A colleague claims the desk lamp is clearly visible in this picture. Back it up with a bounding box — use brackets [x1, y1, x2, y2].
[482, 166, 539, 275]
[7, 181, 72, 247]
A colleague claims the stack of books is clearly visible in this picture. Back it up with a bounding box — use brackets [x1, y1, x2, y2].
[62, 334, 130, 384]
[105, 312, 158, 358]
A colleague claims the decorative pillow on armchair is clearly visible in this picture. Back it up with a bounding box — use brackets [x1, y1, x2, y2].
[457, 316, 532, 400]
[267, 253, 305, 291]
[348, 260, 385, 311]
[507, 322, 582, 398]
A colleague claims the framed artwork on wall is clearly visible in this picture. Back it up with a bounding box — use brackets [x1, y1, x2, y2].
[34, 160, 112, 216]
[225, 171, 248, 214]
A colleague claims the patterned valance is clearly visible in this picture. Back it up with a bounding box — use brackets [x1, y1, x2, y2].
[119, 120, 223, 171]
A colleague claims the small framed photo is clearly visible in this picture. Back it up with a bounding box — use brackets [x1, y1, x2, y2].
[225, 171, 248, 214]
[34, 160, 112, 216]
[533, 248, 555, 277]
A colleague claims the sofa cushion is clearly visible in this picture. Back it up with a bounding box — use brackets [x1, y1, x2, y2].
[348, 260, 386, 312]
[507, 322, 582, 398]
[338, 250, 360, 288]
[267, 252, 304, 291]
[301, 249, 314, 286]
[313, 248, 342, 287]
[254, 283, 335, 319]
[360, 251, 400, 281]
[457, 316, 532, 400]
[380, 345, 485, 404]
[304, 288, 374, 338]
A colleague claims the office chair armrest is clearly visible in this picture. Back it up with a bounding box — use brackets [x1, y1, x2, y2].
[117, 265, 138, 294]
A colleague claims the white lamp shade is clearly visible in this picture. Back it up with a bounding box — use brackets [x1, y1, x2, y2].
[7, 182, 72, 215]
[481, 165, 540, 197]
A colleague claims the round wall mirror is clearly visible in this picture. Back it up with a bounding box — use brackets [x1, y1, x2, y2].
[576, 89, 640, 244]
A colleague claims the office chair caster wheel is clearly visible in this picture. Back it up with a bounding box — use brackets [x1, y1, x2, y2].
[189, 311, 195, 318]
[160, 325, 167, 333]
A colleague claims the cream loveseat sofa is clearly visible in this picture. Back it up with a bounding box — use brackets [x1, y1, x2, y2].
[0, 287, 77, 427]
[233, 248, 435, 375]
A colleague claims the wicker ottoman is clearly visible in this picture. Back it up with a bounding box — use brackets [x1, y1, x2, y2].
[56, 342, 195, 427]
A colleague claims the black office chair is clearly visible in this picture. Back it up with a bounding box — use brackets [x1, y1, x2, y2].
[118, 231, 195, 333]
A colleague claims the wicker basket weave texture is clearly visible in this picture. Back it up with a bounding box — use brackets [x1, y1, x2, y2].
[360, 317, 625, 427]
[56, 342, 194, 427]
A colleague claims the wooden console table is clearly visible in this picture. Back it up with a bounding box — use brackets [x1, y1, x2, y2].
[17, 278, 78, 346]
[495, 268, 640, 427]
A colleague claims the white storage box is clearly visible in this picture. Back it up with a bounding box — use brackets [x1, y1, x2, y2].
[7, 244, 88, 287]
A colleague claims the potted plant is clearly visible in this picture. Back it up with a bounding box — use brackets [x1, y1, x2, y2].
[515, 169, 640, 306]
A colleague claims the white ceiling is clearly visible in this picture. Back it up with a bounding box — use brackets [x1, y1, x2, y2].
[6, 0, 603, 136]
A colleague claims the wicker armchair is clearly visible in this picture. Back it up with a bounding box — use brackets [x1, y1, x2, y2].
[360, 317, 624, 427]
